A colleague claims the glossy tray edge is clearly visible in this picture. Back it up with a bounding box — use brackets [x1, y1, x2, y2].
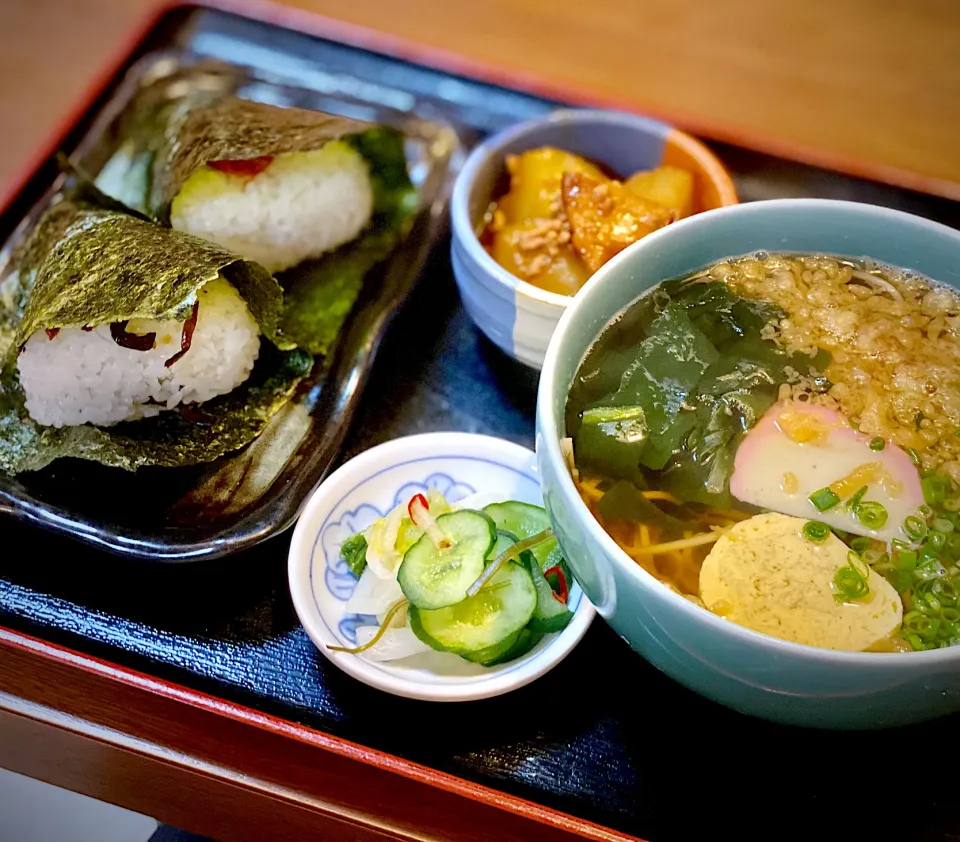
[0, 624, 641, 842]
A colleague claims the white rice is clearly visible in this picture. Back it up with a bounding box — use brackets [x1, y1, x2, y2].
[170, 142, 374, 274]
[17, 277, 260, 428]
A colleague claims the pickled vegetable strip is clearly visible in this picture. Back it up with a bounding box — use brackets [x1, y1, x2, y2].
[328, 598, 408, 654]
[466, 528, 555, 597]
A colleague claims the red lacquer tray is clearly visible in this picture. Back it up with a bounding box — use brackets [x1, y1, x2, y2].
[1, 4, 959, 842]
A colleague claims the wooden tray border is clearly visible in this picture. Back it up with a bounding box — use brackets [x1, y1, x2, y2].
[0, 627, 640, 841]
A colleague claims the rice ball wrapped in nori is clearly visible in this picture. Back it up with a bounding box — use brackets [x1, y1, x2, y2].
[98, 93, 417, 355]
[171, 142, 373, 274]
[0, 196, 312, 474]
[154, 99, 379, 274]
[18, 277, 260, 427]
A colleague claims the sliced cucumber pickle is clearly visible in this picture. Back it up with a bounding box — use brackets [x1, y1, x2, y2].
[462, 627, 543, 666]
[487, 529, 520, 563]
[398, 510, 495, 609]
[409, 561, 537, 656]
[484, 500, 572, 583]
[524, 555, 574, 634]
[460, 630, 522, 666]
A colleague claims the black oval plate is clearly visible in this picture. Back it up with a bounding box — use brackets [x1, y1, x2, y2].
[0, 53, 465, 561]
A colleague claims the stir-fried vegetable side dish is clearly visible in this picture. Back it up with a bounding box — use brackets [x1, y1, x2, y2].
[565, 253, 960, 652]
[336, 492, 574, 666]
[481, 147, 694, 295]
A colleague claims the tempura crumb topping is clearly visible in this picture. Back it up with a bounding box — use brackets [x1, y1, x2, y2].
[713, 254, 960, 479]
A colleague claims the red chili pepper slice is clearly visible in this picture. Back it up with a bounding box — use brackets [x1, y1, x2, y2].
[164, 300, 200, 368]
[208, 156, 275, 177]
[45, 328, 60, 340]
[110, 321, 156, 352]
[543, 565, 569, 604]
[407, 493, 429, 523]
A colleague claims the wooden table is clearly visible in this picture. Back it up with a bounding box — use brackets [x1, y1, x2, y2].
[1, 0, 959, 199]
[0, 2, 959, 841]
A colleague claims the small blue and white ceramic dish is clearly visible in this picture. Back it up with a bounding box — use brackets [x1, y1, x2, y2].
[450, 108, 737, 370]
[288, 432, 595, 701]
[537, 198, 960, 729]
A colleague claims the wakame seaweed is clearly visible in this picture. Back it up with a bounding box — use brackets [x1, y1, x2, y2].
[569, 279, 831, 505]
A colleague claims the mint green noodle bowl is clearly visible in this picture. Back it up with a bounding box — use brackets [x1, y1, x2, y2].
[536, 199, 960, 729]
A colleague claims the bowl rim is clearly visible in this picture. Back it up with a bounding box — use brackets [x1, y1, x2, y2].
[450, 107, 738, 311]
[287, 431, 596, 701]
[538, 197, 960, 667]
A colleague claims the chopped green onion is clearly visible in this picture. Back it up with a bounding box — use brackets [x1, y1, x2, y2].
[834, 561, 870, 603]
[934, 517, 955, 534]
[915, 558, 945, 581]
[904, 516, 929, 541]
[886, 549, 918, 594]
[920, 590, 942, 613]
[802, 521, 831, 543]
[809, 487, 841, 512]
[862, 548, 884, 565]
[932, 578, 959, 607]
[582, 405, 647, 425]
[903, 610, 940, 641]
[922, 475, 952, 506]
[930, 531, 948, 551]
[846, 485, 869, 511]
[855, 501, 888, 530]
[922, 616, 942, 640]
[847, 550, 870, 580]
[918, 504, 934, 519]
[898, 548, 918, 568]
[869, 436, 886, 451]
[850, 536, 871, 553]
[941, 607, 960, 624]
[906, 447, 921, 466]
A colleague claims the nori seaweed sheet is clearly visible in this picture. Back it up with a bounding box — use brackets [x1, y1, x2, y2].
[150, 97, 373, 220]
[0, 345, 312, 474]
[277, 127, 417, 354]
[0, 96, 419, 474]
[101, 94, 418, 356]
[10, 198, 291, 349]
[0, 196, 312, 474]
